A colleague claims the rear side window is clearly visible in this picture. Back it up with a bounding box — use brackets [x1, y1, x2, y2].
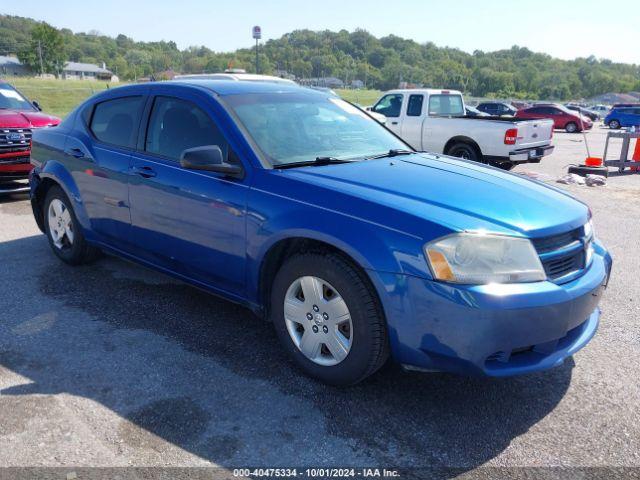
[372, 94, 403, 118]
[428, 95, 464, 116]
[406, 95, 424, 117]
[89, 96, 144, 148]
[145, 96, 228, 162]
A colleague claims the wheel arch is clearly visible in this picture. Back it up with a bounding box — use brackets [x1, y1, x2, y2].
[255, 234, 387, 321]
[443, 136, 483, 159]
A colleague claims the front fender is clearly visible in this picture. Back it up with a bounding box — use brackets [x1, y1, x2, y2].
[245, 189, 430, 306]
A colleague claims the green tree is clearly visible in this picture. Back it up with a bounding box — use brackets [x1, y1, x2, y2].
[17, 22, 65, 76]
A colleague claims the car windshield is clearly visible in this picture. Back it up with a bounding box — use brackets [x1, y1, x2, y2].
[0, 84, 35, 111]
[223, 93, 409, 166]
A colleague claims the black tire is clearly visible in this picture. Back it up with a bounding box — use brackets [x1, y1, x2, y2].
[447, 142, 481, 162]
[565, 122, 578, 133]
[270, 252, 389, 385]
[608, 119, 620, 129]
[43, 185, 100, 265]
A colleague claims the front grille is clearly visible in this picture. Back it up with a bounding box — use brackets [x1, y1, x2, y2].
[0, 155, 30, 165]
[532, 227, 589, 283]
[0, 128, 32, 153]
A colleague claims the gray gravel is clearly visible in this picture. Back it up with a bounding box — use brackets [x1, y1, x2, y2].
[0, 125, 638, 473]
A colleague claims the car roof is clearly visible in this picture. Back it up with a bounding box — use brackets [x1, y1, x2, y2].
[173, 73, 297, 85]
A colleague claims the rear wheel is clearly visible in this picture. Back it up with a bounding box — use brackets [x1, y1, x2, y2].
[565, 122, 578, 133]
[447, 142, 481, 162]
[43, 186, 100, 265]
[608, 119, 620, 129]
[270, 252, 389, 385]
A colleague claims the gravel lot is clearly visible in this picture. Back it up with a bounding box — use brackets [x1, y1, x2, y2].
[0, 125, 638, 476]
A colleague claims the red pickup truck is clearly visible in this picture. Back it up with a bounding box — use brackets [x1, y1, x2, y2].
[0, 82, 60, 193]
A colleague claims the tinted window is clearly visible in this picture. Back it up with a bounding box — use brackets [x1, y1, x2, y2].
[406, 95, 424, 116]
[372, 94, 403, 117]
[90, 96, 144, 148]
[146, 96, 228, 161]
[428, 95, 464, 116]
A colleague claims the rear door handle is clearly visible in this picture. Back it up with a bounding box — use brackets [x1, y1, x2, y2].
[131, 165, 157, 178]
[64, 147, 86, 159]
[391, 121, 398, 125]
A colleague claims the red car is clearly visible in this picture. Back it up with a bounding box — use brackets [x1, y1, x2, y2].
[0, 82, 60, 193]
[515, 103, 593, 133]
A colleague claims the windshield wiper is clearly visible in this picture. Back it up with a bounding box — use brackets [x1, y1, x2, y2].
[365, 149, 415, 160]
[273, 157, 351, 169]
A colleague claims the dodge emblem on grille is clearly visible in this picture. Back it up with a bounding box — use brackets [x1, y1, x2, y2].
[7, 132, 25, 141]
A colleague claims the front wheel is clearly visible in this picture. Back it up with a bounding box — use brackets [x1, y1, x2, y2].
[270, 252, 389, 385]
[608, 120, 621, 129]
[43, 186, 100, 265]
[447, 142, 481, 162]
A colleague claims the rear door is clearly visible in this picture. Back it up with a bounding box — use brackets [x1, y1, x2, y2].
[371, 93, 404, 135]
[67, 91, 147, 248]
[127, 87, 248, 297]
[400, 94, 425, 149]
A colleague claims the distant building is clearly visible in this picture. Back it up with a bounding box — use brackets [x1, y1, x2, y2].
[62, 62, 119, 82]
[589, 92, 639, 105]
[350, 79, 364, 89]
[305, 77, 345, 88]
[0, 55, 29, 76]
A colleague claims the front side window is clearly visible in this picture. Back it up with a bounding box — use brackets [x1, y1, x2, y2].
[406, 95, 424, 117]
[428, 95, 464, 116]
[372, 94, 403, 118]
[145, 96, 228, 161]
[0, 83, 36, 111]
[224, 93, 408, 167]
[90, 96, 144, 148]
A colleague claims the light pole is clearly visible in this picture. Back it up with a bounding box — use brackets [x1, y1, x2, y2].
[252, 26, 262, 74]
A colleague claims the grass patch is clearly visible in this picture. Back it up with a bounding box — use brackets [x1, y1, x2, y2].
[8, 78, 118, 118]
[336, 89, 382, 107]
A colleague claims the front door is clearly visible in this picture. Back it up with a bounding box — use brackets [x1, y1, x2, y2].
[128, 91, 248, 298]
[371, 93, 404, 136]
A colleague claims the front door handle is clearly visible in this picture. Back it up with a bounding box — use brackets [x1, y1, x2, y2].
[64, 147, 86, 159]
[131, 165, 157, 178]
[391, 121, 398, 125]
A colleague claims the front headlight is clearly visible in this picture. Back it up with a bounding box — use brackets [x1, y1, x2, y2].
[424, 233, 546, 284]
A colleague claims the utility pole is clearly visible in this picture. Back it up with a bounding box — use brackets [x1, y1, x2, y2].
[37, 40, 44, 76]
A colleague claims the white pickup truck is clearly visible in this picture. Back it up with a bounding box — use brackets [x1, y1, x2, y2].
[369, 89, 555, 170]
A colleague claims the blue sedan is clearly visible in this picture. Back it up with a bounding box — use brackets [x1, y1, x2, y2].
[29, 80, 612, 385]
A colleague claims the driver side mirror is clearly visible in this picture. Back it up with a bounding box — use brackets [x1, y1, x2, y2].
[180, 145, 244, 179]
[32, 100, 42, 111]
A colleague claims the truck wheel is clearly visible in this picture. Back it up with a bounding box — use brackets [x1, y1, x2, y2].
[270, 252, 389, 385]
[608, 120, 620, 129]
[43, 186, 100, 265]
[565, 122, 578, 133]
[447, 143, 480, 162]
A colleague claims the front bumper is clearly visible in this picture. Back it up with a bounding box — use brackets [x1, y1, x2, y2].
[0, 152, 32, 181]
[373, 242, 612, 377]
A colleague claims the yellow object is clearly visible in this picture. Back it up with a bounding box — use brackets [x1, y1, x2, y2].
[426, 250, 455, 281]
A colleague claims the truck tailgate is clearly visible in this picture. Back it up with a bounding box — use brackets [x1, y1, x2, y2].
[516, 119, 554, 148]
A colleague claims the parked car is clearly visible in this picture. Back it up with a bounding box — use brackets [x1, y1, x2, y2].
[516, 104, 593, 133]
[465, 106, 490, 117]
[604, 107, 640, 129]
[0, 81, 60, 194]
[565, 104, 600, 121]
[29, 81, 611, 385]
[370, 89, 554, 170]
[476, 101, 517, 116]
[590, 105, 610, 116]
[173, 72, 297, 85]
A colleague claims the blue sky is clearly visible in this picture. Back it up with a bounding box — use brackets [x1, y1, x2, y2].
[4, 0, 640, 64]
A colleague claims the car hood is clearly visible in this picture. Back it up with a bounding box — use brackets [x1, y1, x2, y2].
[280, 154, 589, 239]
[0, 109, 60, 128]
